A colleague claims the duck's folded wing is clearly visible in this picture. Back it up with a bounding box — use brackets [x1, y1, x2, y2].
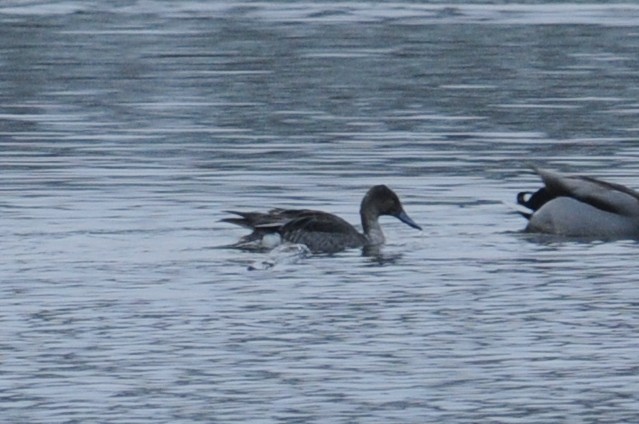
[222, 209, 315, 229]
[535, 167, 639, 216]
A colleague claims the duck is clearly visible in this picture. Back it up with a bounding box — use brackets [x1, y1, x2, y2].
[516, 166, 639, 238]
[222, 185, 422, 253]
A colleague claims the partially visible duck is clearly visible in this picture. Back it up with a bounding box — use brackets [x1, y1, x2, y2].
[222, 185, 422, 253]
[516, 167, 639, 238]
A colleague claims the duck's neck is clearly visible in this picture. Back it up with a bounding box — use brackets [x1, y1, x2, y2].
[361, 210, 385, 245]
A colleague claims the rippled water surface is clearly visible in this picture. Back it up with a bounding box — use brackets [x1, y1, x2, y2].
[3, 2, 639, 423]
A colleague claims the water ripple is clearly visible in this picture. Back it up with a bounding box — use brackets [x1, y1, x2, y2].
[3, 3, 639, 423]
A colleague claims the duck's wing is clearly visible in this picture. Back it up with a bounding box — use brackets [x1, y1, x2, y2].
[221, 209, 313, 229]
[281, 211, 358, 234]
[535, 167, 639, 217]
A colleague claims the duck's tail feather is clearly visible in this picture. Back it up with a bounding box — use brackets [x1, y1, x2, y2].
[517, 188, 553, 212]
[503, 201, 533, 220]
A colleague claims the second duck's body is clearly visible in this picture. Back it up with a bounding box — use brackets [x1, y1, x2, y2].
[222, 185, 421, 253]
[517, 167, 639, 238]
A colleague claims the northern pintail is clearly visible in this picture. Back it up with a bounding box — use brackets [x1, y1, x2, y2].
[516, 167, 639, 238]
[222, 185, 422, 253]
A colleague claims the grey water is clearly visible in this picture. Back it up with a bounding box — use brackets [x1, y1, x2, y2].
[2, 1, 639, 422]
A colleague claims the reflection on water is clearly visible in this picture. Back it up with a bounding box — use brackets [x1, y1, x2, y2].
[2, 2, 639, 423]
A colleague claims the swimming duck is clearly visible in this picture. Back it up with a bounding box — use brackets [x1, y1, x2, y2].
[516, 167, 639, 238]
[222, 185, 422, 253]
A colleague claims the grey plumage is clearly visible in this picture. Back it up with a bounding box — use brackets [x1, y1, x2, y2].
[222, 185, 421, 253]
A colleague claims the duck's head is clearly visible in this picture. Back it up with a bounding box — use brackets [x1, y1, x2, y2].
[361, 185, 422, 230]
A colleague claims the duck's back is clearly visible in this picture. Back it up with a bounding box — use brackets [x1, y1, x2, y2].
[536, 168, 639, 216]
[524, 169, 639, 237]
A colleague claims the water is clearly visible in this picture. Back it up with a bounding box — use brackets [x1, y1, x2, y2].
[2, 2, 639, 422]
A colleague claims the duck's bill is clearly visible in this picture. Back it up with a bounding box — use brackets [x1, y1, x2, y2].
[397, 210, 422, 230]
